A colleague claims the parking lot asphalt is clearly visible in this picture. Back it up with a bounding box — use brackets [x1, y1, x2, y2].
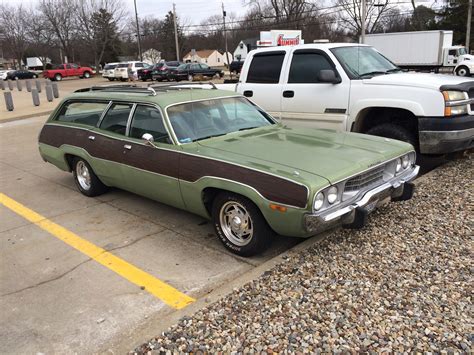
[0, 115, 299, 353]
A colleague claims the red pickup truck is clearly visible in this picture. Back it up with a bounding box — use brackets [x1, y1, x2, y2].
[43, 64, 94, 81]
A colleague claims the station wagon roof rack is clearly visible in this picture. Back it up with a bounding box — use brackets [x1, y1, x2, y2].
[74, 82, 218, 96]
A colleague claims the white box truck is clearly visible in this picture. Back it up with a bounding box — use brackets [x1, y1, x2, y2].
[365, 30, 474, 77]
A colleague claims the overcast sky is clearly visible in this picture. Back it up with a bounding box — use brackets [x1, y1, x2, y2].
[2, 0, 247, 25]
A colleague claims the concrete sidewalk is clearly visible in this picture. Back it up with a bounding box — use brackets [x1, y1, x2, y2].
[0, 77, 109, 122]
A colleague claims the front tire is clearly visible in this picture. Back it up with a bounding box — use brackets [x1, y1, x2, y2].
[455, 66, 470, 77]
[54, 73, 62, 81]
[212, 192, 274, 256]
[366, 123, 417, 149]
[108, 78, 115, 81]
[83, 71, 91, 79]
[72, 158, 108, 197]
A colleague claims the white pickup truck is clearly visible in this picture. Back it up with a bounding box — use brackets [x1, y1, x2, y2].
[217, 43, 474, 155]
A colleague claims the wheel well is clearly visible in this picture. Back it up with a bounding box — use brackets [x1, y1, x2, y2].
[202, 187, 224, 215]
[354, 107, 418, 135]
[64, 154, 76, 171]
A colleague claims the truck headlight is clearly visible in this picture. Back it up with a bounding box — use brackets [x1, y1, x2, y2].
[442, 90, 465, 101]
[327, 186, 338, 204]
[443, 90, 468, 116]
[314, 192, 324, 211]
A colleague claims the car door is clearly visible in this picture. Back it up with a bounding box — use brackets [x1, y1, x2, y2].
[121, 104, 185, 209]
[280, 49, 350, 131]
[190, 63, 201, 76]
[86, 102, 134, 188]
[199, 64, 212, 77]
[239, 50, 287, 119]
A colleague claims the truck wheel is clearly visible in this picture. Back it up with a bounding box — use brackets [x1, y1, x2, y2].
[108, 78, 115, 81]
[72, 158, 108, 197]
[54, 73, 62, 81]
[83, 71, 91, 79]
[366, 123, 417, 149]
[212, 192, 274, 256]
[455, 66, 470, 77]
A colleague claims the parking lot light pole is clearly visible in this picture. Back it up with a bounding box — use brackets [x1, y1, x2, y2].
[173, 3, 180, 61]
[134, 0, 143, 61]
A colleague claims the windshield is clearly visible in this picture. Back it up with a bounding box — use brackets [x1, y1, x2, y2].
[458, 48, 467, 55]
[167, 97, 275, 143]
[331, 46, 399, 78]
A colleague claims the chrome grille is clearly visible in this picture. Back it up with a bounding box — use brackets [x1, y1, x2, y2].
[344, 165, 385, 192]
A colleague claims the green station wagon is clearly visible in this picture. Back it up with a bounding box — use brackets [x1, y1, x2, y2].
[38, 85, 419, 256]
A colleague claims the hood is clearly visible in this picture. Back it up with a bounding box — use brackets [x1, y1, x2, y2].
[363, 72, 474, 90]
[197, 125, 412, 185]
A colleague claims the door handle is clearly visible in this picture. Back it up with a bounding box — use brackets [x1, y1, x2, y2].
[243, 90, 253, 97]
[88, 135, 95, 141]
[124, 144, 132, 150]
[283, 90, 294, 98]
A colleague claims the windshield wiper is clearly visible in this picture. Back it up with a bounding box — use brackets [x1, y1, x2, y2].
[194, 133, 227, 142]
[238, 126, 260, 131]
[386, 68, 403, 73]
[359, 71, 387, 78]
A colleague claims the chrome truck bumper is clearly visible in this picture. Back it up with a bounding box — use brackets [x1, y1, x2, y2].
[304, 165, 419, 233]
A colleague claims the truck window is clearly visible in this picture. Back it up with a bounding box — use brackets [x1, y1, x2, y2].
[247, 52, 285, 84]
[448, 50, 457, 56]
[288, 51, 334, 83]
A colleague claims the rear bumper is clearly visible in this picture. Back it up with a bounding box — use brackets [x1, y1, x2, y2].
[304, 165, 419, 233]
[418, 115, 474, 154]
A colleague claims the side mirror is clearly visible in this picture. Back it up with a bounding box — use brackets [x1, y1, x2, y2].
[142, 133, 154, 145]
[318, 69, 341, 84]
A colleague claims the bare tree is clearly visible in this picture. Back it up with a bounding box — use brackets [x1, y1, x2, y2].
[27, 12, 57, 69]
[335, 0, 395, 38]
[0, 4, 30, 68]
[38, 0, 78, 62]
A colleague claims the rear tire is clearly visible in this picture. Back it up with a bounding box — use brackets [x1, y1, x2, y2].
[72, 158, 108, 197]
[212, 192, 274, 256]
[54, 73, 62, 81]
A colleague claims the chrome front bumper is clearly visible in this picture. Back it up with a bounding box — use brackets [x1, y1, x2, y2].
[305, 165, 419, 233]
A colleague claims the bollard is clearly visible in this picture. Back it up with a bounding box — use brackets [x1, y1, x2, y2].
[35, 79, 42, 93]
[16, 79, 23, 91]
[52, 82, 59, 98]
[31, 88, 40, 106]
[8, 80, 14, 91]
[4, 91, 14, 111]
[26, 79, 32, 92]
[45, 85, 53, 102]
[1, 80, 5, 90]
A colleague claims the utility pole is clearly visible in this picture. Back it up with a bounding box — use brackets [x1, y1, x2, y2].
[134, 0, 142, 61]
[467, 0, 472, 53]
[360, 0, 367, 44]
[173, 3, 180, 61]
[222, 2, 232, 79]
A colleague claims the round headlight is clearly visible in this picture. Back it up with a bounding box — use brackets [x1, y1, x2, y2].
[395, 158, 402, 173]
[314, 192, 324, 211]
[402, 155, 410, 169]
[327, 186, 338, 204]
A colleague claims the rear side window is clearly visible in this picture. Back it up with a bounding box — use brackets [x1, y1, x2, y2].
[247, 52, 285, 84]
[100, 103, 133, 135]
[55, 101, 108, 126]
[288, 51, 334, 83]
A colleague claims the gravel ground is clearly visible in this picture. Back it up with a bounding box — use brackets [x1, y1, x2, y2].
[134, 153, 473, 353]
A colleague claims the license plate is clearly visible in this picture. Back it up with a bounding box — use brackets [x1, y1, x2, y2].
[365, 199, 378, 213]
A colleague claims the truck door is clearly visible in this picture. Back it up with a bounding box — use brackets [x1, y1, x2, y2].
[239, 51, 286, 119]
[447, 49, 457, 65]
[280, 49, 350, 131]
[65, 64, 73, 77]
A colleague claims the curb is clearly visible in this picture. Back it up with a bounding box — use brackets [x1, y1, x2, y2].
[0, 110, 54, 123]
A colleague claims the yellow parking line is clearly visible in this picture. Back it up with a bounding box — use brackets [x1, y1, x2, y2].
[0, 192, 195, 309]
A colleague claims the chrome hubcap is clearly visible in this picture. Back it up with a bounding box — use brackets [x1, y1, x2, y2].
[219, 201, 253, 246]
[76, 161, 91, 190]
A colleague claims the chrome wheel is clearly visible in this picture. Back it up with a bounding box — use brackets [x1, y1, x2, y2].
[219, 201, 253, 246]
[76, 160, 91, 190]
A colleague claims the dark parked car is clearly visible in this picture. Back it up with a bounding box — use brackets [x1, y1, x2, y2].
[5, 70, 38, 80]
[229, 60, 244, 74]
[136, 63, 155, 81]
[168, 63, 224, 82]
[151, 61, 184, 81]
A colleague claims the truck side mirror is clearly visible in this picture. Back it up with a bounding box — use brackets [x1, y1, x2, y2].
[318, 69, 341, 84]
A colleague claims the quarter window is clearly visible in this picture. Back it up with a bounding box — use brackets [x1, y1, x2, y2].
[247, 52, 285, 83]
[55, 101, 108, 126]
[99, 103, 133, 135]
[129, 106, 171, 144]
[288, 52, 334, 83]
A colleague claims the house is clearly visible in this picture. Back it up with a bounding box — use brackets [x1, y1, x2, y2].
[233, 38, 258, 61]
[183, 49, 232, 67]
